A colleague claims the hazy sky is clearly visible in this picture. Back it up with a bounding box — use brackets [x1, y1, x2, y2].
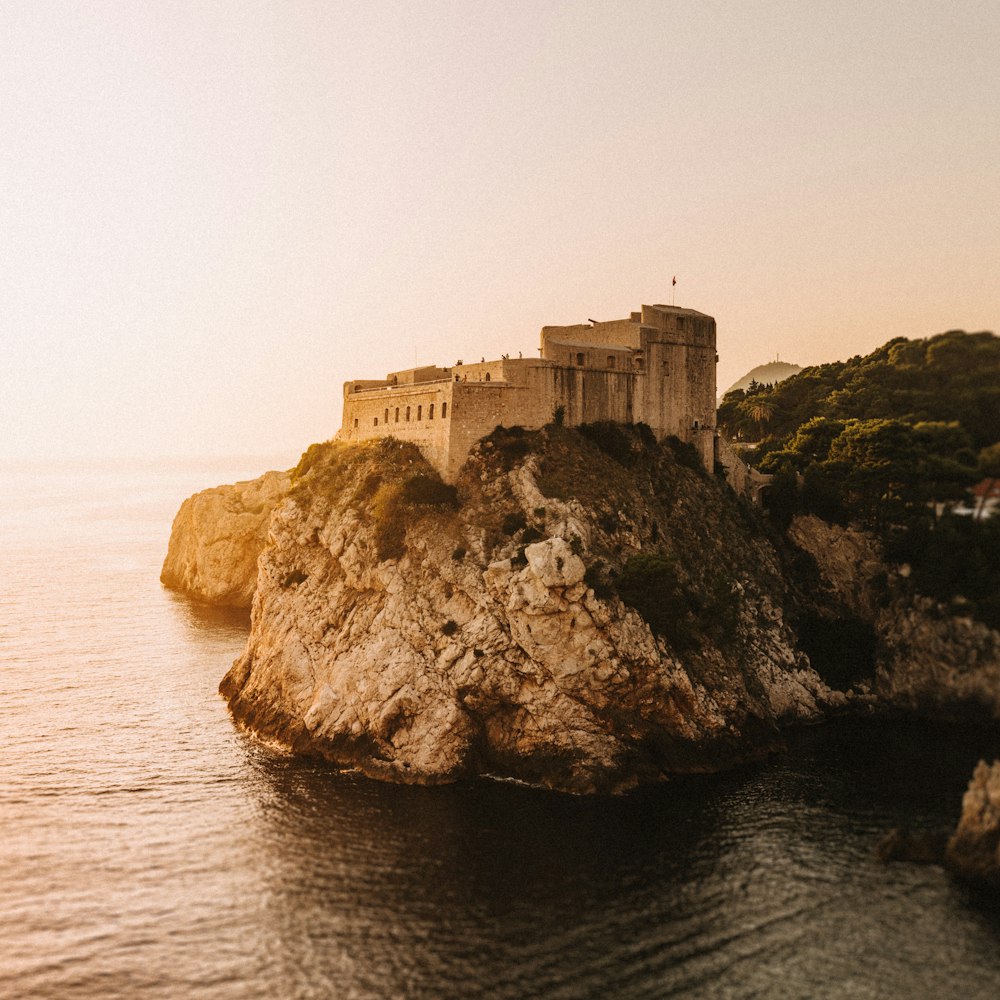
[2, 0, 998, 463]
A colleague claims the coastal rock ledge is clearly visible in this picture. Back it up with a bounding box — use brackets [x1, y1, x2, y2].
[218, 429, 840, 794]
[161, 470, 290, 608]
[946, 760, 1000, 888]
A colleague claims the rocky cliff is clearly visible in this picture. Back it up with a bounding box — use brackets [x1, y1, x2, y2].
[163, 426, 1000, 793]
[217, 427, 844, 793]
[946, 760, 1000, 888]
[160, 469, 291, 608]
[789, 515, 1000, 721]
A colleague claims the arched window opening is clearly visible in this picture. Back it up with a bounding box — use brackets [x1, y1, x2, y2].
[429, 403, 435, 419]
[406, 406, 411, 422]
[417, 404, 422, 421]
[395, 407, 400, 423]
[576, 353, 584, 366]
[374, 417, 379, 426]
[485, 372, 491, 382]
[441, 401, 448, 418]
[384, 408, 389, 423]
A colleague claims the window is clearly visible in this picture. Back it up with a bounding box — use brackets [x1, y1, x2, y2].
[485, 372, 491, 382]
[441, 401, 448, 418]
[607, 355, 616, 369]
[406, 406, 411, 422]
[417, 404, 422, 421]
[576, 352, 584, 366]
[429, 403, 435, 419]
[353, 418, 358, 428]
[374, 417, 379, 426]
[395, 407, 400, 423]
[635, 357, 644, 371]
[384, 408, 389, 423]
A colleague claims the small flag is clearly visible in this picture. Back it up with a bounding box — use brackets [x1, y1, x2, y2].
[672, 275, 677, 286]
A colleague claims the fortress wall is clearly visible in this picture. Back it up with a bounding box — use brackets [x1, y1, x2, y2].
[386, 365, 450, 385]
[339, 380, 455, 476]
[445, 383, 520, 479]
[541, 341, 634, 371]
[452, 358, 533, 385]
[541, 319, 639, 349]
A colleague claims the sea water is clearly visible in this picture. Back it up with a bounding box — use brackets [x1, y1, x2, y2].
[2, 460, 999, 1000]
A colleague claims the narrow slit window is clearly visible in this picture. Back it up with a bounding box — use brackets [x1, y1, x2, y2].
[406, 406, 411, 422]
[417, 404, 422, 421]
[395, 407, 400, 423]
[576, 352, 584, 366]
[374, 417, 378, 426]
[429, 403, 435, 419]
[441, 401, 448, 418]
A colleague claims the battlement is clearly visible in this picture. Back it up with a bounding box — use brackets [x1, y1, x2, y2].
[338, 302, 718, 480]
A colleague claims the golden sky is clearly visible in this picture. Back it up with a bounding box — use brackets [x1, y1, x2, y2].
[2, 0, 997, 462]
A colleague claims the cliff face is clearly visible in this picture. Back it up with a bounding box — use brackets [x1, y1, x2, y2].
[946, 760, 1000, 887]
[160, 470, 290, 608]
[162, 428, 1000, 793]
[789, 515, 1000, 721]
[220, 429, 839, 793]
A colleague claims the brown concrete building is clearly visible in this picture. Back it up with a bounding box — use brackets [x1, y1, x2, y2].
[338, 303, 718, 481]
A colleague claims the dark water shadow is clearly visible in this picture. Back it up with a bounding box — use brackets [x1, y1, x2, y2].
[224, 720, 1000, 999]
[162, 588, 251, 639]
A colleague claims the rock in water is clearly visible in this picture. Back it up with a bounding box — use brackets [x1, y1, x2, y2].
[946, 760, 1000, 888]
[161, 469, 291, 608]
[220, 428, 837, 794]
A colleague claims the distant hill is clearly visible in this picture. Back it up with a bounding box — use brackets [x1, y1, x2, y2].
[722, 361, 801, 396]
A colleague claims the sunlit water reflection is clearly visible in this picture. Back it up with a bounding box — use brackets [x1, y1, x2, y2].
[1, 460, 998, 999]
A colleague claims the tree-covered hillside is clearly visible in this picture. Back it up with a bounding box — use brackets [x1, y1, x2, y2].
[717, 330, 1000, 628]
[719, 331, 1000, 448]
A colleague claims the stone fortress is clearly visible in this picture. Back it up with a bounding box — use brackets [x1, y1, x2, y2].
[338, 303, 719, 482]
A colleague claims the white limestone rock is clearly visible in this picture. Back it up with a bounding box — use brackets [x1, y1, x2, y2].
[160, 469, 290, 608]
[220, 434, 838, 793]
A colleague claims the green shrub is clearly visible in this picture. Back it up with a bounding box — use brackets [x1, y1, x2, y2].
[292, 441, 327, 483]
[353, 472, 382, 504]
[584, 561, 613, 598]
[578, 422, 636, 465]
[663, 435, 703, 471]
[371, 482, 405, 561]
[501, 511, 527, 536]
[402, 474, 459, 507]
[615, 554, 697, 651]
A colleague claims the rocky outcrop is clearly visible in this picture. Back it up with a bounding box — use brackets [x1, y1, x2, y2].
[220, 429, 839, 793]
[945, 760, 1000, 887]
[161, 470, 290, 608]
[789, 515, 1000, 720]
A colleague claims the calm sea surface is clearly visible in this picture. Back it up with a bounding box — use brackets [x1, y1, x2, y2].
[2, 459, 1000, 1000]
